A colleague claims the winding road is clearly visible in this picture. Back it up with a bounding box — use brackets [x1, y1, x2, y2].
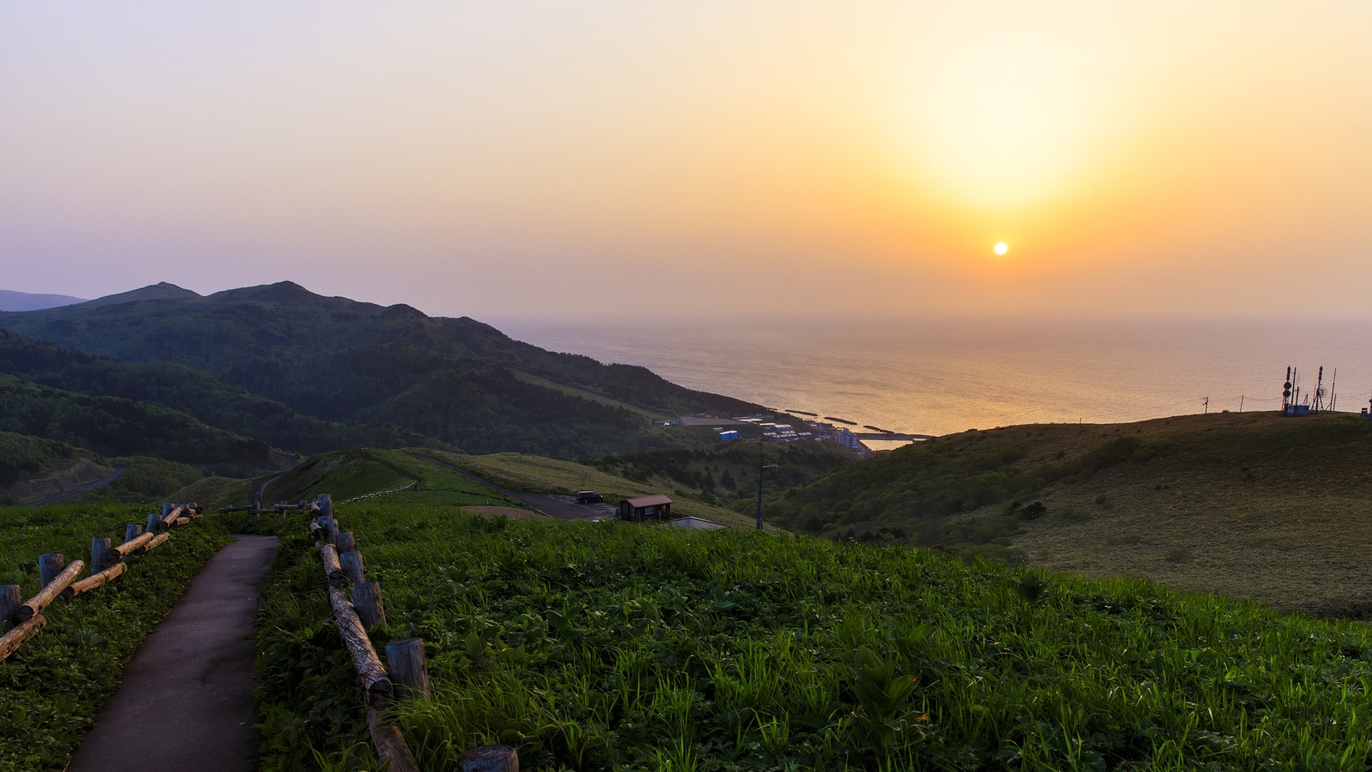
[29, 467, 126, 506]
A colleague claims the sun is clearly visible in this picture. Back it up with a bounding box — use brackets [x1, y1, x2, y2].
[994, 242, 1009, 256]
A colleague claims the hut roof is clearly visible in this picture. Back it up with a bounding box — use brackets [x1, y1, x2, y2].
[624, 494, 673, 508]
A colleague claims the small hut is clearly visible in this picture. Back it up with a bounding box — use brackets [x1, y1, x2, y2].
[619, 494, 673, 522]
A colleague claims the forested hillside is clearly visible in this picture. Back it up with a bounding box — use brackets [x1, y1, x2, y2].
[0, 372, 274, 470]
[0, 330, 439, 455]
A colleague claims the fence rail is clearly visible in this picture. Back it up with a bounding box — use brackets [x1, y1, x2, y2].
[0, 502, 202, 663]
[305, 493, 519, 772]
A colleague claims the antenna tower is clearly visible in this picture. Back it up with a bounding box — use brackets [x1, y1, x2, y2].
[1282, 366, 1292, 412]
[1313, 366, 1326, 412]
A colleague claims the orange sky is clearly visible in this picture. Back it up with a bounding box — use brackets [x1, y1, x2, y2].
[1, 2, 1369, 319]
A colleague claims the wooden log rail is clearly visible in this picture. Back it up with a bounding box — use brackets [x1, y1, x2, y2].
[19, 559, 84, 622]
[1, 502, 200, 663]
[307, 495, 515, 771]
[328, 587, 393, 701]
[63, 562, 128, 599]
[0, 616, 46, 663]
[109, 530, 156, 559]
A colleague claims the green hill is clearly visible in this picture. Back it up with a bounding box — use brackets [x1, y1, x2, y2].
[241, 505, 1372, 770]
[0, 430, 101, 496]
[0, 281, 762, 458]
[0, 330, 442, 455]
[765, 411, 1372, 616]
[592, 440, 858, 508]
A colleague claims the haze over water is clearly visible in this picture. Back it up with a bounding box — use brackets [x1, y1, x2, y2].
[498, 317, 1372, 440]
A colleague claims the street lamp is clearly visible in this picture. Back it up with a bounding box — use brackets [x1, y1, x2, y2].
[756, 451, 780, 530]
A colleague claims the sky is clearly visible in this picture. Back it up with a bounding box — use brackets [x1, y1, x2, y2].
[2, 2, 1370, 320]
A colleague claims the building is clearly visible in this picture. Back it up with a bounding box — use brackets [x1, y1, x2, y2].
[618, 494, 673, 522]
[718, 430, 739, 442]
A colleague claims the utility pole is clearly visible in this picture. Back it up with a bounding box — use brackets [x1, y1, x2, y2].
[1203, 396, 1209, 414]
[756, 450, 780, 530]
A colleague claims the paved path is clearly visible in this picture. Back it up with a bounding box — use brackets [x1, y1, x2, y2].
[249, 473, 280, 508]
[66, 535, 279, 772]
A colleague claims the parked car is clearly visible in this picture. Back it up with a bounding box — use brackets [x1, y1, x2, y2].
[576, 490, 604, 504]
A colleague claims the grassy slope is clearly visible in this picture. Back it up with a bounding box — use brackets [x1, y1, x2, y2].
[592, 440, 858, 510]
[0, 430, 101, 496]
[0, 506, 230, 770]
[769, 411, 1372, 617]
[235, 445, 764, 529]
[167, 475, 257, 509]
[438, 450, 761, 529]
[249, 507, 1372, 770]
[259, 448, 523, 510]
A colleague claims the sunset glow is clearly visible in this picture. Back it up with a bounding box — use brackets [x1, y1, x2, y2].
[1, 2, 1369, 320]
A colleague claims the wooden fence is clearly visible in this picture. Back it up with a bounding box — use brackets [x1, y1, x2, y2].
[0, 502, 202, 663]
[306, 493, 519, 772]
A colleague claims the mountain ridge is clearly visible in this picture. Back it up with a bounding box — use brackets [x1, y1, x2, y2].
[0, 289, 88, 312]
[0, 281, 763, 458]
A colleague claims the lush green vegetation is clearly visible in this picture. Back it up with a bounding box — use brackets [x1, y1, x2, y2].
[593, 440, 856, 508]
[0, 281, 762, 458]
[0, 329, 441, 455]
[0, 506, 231, 770]
[765, 412, 1372, 617]
[248, 506, 1372, 770]
[0, 372, 275, 472]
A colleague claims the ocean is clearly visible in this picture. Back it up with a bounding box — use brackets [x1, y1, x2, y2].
[493, 316, 1372, 442]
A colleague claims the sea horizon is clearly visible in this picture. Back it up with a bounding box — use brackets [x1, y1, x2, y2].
[493, 315, 1372, 440]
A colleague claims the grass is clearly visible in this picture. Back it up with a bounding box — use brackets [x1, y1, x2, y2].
[167, 474, 256, 509]
[250, 504, 1372, 770]
[0, 505, 231, 770]
[769, 411, 1372, 617]
[992, 413, 1372, 618]
[439, 450, 762, 529]
[510, 370, 664, 420]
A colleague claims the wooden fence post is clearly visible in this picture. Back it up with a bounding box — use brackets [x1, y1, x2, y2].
[92, 538, 112, 573]
[38, 554, 65, 587]
[385, 637, 430, 699]
[366, 709, 420, 772]
[147, 513, 162, 534]
[352, 582, 387, 629]
[458, 746, 520, 772]
[335, 531, 357, 555]
[0, 585, 19, 623]
[317, 493, 333, 519]
[340, 551, 366, 586]
[124, 524, 144, 542]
